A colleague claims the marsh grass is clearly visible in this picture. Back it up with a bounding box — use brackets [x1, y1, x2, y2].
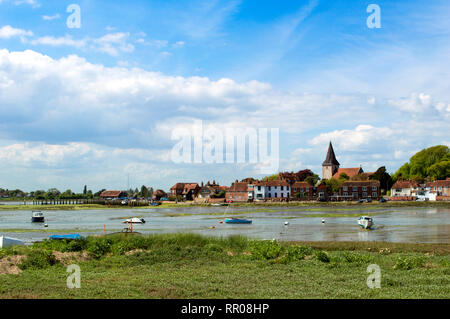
[0, 233, 448, 298]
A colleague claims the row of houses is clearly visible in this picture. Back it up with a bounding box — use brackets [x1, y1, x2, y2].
[223, 179, 381, 202]
[391, 178, 450, 201]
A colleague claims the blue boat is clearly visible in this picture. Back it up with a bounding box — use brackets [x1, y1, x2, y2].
[49, 234, 84, 240]
[225, 218, 252, 224]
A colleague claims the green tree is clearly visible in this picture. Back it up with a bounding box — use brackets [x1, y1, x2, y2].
[393, 145, 449, 180]
[370, 166, 394, 194]
[305, 174, 320, 186]
[83, 185, 87, 195]
[324, 178, 341, 194]
[140, 185, 149, 198]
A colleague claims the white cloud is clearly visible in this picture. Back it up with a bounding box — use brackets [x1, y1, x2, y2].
[30, 35, 87, 48]
[42, 14, 61, 21]
[0, 25, 33, 41]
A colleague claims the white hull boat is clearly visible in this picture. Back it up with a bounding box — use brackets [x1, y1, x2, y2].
[358, 216, 373, 229]
[122, 217, 146, 224]
[0, 236, 24, 248]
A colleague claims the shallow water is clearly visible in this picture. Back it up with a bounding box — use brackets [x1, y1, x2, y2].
[0, 205, 449, 244]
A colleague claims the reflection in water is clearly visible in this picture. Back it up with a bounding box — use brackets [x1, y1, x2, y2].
[0, 206, 449, 244]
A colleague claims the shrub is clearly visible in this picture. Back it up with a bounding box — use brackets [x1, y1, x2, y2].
[19, 250, 57, 270]
[63, 239, 87, 252]
[394, 256, 425, 270]
[315, 250, 330, 263]
[341, 252, 374, 264]
[286, 245, 314, 262]
[87, 238, 112, 259]
[250, 240, 284, 260]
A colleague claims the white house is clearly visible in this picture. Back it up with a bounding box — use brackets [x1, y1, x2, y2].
[391, 180, 419, 197]
[254, 181, 290, 200]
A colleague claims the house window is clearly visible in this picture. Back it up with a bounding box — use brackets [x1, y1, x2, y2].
[268, 186, 271, 191]
[353, 186, 357, 191]
[353, 192, 358, 199]
[362, 187, 367, 191]
[274, 193, 277, 198]
[281, 186, 284, 191]
[362, 192, 367, 197]
[343, 192, 348, 196]
[372, 192, 377, 198]
[268, 193, 271, 198]
[343, 186, 348, 191]
[258, 186, 261, 191]
[372, 186, 377, 191]
[281, 193, 284, 198]
[294, 188, 297, 192]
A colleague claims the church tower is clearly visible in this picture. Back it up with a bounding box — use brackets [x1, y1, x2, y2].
[322, 142, 340, 180]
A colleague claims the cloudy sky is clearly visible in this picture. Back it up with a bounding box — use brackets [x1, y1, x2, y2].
[0, 0, 449, 192]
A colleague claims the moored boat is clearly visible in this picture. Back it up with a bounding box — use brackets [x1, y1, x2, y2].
[225, 218, 252, 224]
[0, 236, 24, 248]
[122, 217, 146, 224]
[49, 234, 84, 240]
[358, 216, 373, 229]
[31, 211, 45, 222]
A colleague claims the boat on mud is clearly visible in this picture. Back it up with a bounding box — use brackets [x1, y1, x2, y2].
[122, 217, 146, 224]
[225, 218, 252, 224]
[211, 203, 228, 207]
[0, 236, 24, 248]
[49, 234, 84, 240]
[358, 216, 373, 229]
[31, 211, 45, 223]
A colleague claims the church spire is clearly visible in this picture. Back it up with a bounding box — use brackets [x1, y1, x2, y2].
[322, 142, 340, 166]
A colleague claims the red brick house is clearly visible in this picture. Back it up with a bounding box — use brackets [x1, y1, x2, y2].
[170, 183, 200, 200]
[339, 181, 380, 200]
[290, 182, 328, 200]
[225, 182, 249, 202]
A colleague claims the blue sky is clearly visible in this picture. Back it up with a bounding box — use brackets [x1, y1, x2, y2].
[0, 0, 449, 192]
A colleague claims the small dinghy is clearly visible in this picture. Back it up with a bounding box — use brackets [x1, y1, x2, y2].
[122, 217, 146, 224]
[211, 203, 228, 207]
[0, 236, 24, 248]
[31, 211, 45, 222]
[225, 218, 252, 224]
[49, 234, 84, 240]
[358, 216, 373, 229]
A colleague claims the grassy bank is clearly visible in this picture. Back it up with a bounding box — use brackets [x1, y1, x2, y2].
[0, 234, 448, 298]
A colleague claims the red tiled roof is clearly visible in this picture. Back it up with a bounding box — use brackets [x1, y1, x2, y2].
[100, 190, 124, 197]
[392, 180, 418, 189]
[428, 179, 450, 187]
[292, 182, 312, 188]
[228, 182, 248, 192]
[332, 167, 363, 179]
[170, 183, 185, 190]
[255, 181, 290, 187]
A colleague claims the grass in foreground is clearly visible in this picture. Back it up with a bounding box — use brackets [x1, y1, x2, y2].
[0, 234, 448, 299]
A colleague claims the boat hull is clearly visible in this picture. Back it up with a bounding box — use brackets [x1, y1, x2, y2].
[0, 236, 24, 248]
[31, 216, 45, 222]
[225, 218, 252, 224]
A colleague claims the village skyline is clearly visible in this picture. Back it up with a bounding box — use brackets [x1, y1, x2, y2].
[0, 0, 449, 192]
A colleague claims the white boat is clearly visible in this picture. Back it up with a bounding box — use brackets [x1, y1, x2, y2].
[31, 211, 45, 222]
[122, 217, 146, 224]
[358, 216, 373, 229]
[0, 236, 24, 248]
